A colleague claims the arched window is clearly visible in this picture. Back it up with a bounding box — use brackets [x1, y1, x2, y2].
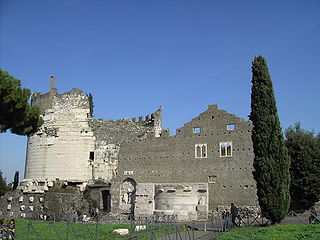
[220, 142, 232, 157]
[202, 145, 206, 157]
[196, 145, 201, 158]
[195, 144, 207, 158]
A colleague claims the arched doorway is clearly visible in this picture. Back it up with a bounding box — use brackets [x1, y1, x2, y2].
[120, 178, 137, 217]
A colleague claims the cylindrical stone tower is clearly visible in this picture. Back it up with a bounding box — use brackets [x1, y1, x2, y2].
[23, 79, 95, 192]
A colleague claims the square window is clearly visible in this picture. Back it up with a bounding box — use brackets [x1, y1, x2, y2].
[193, 127, 201, 133]
[220, 142, 232, 157]
[208, 175, 217, 183]
[195, 144, 207, 158]
[227, 124, 235, 130]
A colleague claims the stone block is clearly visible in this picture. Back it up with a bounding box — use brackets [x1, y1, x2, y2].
[112, 229, 129, 236]
[135, 225, 146, 231]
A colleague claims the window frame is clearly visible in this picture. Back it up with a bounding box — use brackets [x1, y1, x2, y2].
[195, 143, 207, 158]
[227, 124, 236, 130]
[208, 175, 217, 183]
[219, 142, 232, 157]
[193, 127, 201, 133]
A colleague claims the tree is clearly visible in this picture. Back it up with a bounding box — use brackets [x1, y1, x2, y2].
[0, 69, 43, 135]
[13, 171, 19, 190]
[285, 123, 320, 210]
[87, 93, 94, 117]
[0, 170, 8, 197]
[249, 56, 290, 224]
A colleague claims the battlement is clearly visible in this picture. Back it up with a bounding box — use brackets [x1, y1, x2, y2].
[31, 76, 90, 114]
[130, 106, 162, 125]
[90, 106, 163, 144]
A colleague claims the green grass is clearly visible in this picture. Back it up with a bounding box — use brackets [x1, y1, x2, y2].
[11, 219, 178, 240]
[216, 224, 320, 240]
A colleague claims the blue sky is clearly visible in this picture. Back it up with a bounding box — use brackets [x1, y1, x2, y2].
[0, 0, 319, 183]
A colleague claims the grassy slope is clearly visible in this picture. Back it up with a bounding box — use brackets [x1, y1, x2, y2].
[216, 224, 320, 240]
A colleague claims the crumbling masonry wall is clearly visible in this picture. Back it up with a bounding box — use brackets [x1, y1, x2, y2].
[22, 79, 163, 194]
[14, 77, 259, 221]
[111, 104, 258, 220]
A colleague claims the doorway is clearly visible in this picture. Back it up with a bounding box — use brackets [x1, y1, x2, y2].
[102, 190, 111, 212]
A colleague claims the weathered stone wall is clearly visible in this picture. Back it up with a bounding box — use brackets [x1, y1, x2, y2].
[0, 191, 44, 219]
[24, 88, 94, 185]
[19, 79, 258, 221]
[111, 104, 257, 218]
[90, 107, 163, 181]
[24, 81, 163, 195]
[86, 184, 111, 212]
[153, 183, 208, 220]
[44, 192, 88, 221]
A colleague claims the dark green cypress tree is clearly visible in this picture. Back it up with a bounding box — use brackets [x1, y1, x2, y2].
[87, 93, 94, 117]
[13, 171, 19, 190]
[0, 171, 8, 197]
[249, 56, 290, 224]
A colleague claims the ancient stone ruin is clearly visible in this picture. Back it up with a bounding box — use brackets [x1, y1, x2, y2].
[0, 77, 258, 221]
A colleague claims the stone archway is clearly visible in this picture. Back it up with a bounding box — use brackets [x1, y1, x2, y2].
[120, 178, 137, 216]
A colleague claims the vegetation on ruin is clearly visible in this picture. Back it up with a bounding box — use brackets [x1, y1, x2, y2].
[0, 170, 9, 197]
[285, 122, 320, 210]
[249, 56, 290, 224]
[87, 93, 94, 117]
[0, 69, 43, 135]
[216, 224, 320, 240]
[48, 181, 79, 194]
[93, 118, 146, 128]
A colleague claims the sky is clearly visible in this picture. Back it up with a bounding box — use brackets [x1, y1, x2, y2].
[0, 0, 319, 183]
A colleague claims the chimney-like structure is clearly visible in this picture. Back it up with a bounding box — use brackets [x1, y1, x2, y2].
[50, 75, 57, 94]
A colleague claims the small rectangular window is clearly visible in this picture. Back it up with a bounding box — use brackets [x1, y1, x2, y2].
[227, 124, 235, 130]
[220, 142, 232, 157]
[208, 175, 217, 183]
[167, 189, 176, 193]
[89, 151, 94, 161]
[124, 170, 133, 176]
[193, 127, 201, 133]
[195, 144, 207, 158]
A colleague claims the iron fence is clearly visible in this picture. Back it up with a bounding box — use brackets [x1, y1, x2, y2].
[0, 210, 319, 240]
[0, 214, 179, 240]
